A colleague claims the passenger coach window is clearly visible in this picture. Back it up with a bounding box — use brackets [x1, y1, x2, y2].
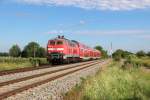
[57, 41, 63, 45]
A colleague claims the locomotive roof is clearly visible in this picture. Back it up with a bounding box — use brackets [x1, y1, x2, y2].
[49, 36, 100, 52]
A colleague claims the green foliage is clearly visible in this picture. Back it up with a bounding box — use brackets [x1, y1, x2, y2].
[22, 42, 46, 58]
[112, 49, 133, 61]
[36, 47, 46, 58]
[136, 50, 146, 58]
[0, 52, 9, 57]
[147, 52, 150, 57]
[9, 45, 21, 57]
[22, 42, 40, 57]
[94, 45, 108, 58]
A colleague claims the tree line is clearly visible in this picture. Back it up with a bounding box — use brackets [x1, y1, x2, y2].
[0, 43, 149, 59]
[0, 42, 46, 58]
[112, 49, 150, 61]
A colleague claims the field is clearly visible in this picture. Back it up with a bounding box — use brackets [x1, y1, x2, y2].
[64, 61, 150, 100]
[0, 57, 48, 71]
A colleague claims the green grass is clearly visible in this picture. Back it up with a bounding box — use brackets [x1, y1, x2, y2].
[0, 62, 32, 71]
[0, 57, 48, 71]
[64, 62, 150, 100]
[131, 57, 150, 68]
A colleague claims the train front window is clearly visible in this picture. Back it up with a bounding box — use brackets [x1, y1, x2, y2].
[50, 41, 55, 45]
[57, 41, 63, 45]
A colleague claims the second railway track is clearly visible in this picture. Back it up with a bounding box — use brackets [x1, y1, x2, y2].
[0, 60, 102, 99]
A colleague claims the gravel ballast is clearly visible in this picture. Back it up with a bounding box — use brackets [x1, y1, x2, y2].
[4, 60, 109, 100]
[0, 61, 95, 83]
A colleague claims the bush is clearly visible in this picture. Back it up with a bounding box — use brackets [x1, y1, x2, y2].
[136, 51, 146, 58]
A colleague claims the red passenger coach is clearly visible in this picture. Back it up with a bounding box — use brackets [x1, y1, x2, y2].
[47, 36, 101, 64]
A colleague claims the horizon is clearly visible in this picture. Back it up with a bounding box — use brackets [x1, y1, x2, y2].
[0, 0, 150, 53]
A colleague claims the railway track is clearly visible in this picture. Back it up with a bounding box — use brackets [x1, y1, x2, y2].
[0, 61, 92, 76]
[0, 60, 101, 99]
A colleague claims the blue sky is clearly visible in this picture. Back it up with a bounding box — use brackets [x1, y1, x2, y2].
[0, 0, 150, 53]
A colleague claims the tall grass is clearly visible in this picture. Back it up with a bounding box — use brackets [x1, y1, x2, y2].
[131, 57, 150, 68]
[64, 62, 150, 100]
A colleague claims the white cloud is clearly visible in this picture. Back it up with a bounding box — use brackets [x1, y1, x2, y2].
[15, 0, 150, 11]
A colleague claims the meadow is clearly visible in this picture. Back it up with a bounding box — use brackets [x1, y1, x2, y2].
[64, 61, 150, 100]
[0, 57, 48, 71]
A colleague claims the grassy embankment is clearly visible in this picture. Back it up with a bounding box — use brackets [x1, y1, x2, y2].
[0, 57, 48, 71]
[64, 60, 150, 100]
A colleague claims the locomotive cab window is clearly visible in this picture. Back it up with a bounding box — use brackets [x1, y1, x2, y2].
[50, 41, 55, 45]
[57, 41, 63, 45]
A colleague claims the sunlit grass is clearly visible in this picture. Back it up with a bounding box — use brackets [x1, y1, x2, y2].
[0, 62, 32, 71]
[64, 62, 150, 100]
[0, 57, 48, 71]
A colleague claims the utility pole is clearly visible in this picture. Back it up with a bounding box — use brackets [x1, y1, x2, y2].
[110, 42, 113, 58]
[34, 44, 35, 58]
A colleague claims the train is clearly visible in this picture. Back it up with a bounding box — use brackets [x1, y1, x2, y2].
[47, 36, 101, 64]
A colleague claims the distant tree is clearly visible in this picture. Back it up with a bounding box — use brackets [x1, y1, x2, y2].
[22, 42, 40, 57]
[37, 47, 46, 58]
[22, 42, 46, 58]
[136, 50, 146, 57]
[94, 45, 108, 58]
[112, 49, 123, 61]
[9, 45, 21, 57]
[94, 46, 103, 52]
[112, 49, 133, 61]
[0, 52, 9, 57]
[147, 52, 150, 57]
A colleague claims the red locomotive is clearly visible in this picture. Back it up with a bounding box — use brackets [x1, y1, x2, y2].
[47, 36, 101, 64]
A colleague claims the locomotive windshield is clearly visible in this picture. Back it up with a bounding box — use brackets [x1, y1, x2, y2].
[57, 41, 63, 45]
[49, 41, 55, 45]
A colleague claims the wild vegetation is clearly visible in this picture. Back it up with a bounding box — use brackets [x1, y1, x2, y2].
[64, 61, 150, 100]
[112, 49, 150, 68]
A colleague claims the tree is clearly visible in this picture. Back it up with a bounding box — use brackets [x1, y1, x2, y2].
[136, 50, 146, 57]
[22, 42, 46, 58]
[147, 52, 150, 57]
[112, 49, 123, 61]
[9, 45, 21, 57]
[37, 47, 46, 58]
[0, 52, 9, 57]
[94, 46, 103, 52]
[22, 42, 40, 57]
[94, 45, 108, 58]
[112, 49, 133, 61]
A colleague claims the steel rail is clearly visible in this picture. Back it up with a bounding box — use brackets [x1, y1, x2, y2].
[0, 61, 101, 99]
[0, 61, 94, 76]
[0, 61, 98, 87]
